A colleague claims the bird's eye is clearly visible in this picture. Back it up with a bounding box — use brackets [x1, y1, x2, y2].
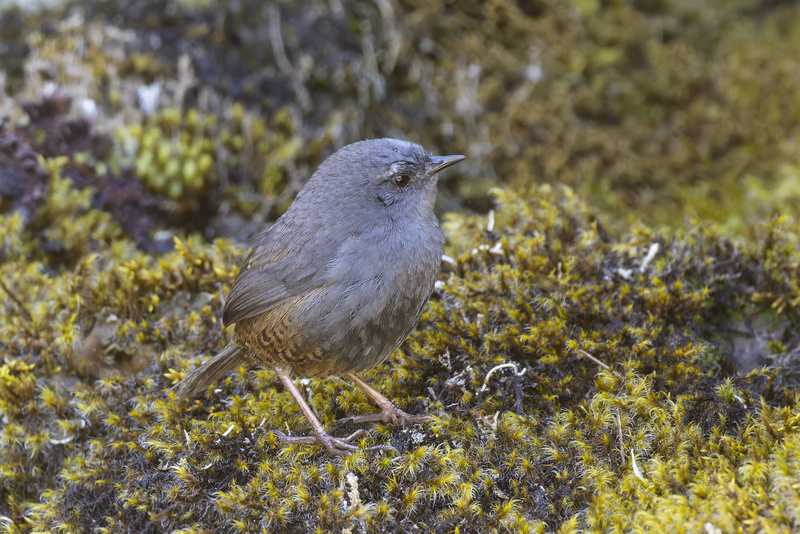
[394, 174, 411, 187]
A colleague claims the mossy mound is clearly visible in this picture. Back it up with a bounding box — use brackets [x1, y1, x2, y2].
[2, 181, 799, 532]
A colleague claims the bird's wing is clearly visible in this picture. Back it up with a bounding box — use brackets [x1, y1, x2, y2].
[222, 216, 330, 327]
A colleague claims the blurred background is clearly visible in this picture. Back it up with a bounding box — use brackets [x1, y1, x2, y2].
[1, 0, 799, 249]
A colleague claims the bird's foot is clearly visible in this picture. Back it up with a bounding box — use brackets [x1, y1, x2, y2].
[341, 405, 429, 427]
[272, 428, 398, 457]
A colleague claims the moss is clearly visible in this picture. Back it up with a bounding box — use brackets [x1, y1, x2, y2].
[1, 175, 799, 531]
[116, 103, 302, 217]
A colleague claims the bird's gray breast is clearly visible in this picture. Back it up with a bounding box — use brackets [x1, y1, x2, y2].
[298, 217, 443, 373]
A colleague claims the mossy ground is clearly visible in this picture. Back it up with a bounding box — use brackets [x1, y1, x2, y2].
[2, 1, 800, 533]
[2, 180, 799, 532]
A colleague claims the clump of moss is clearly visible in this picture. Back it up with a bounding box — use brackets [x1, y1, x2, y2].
[126, 108, 217, 200]
[116, 103, 303, 218]
[2, 179, 800, 532]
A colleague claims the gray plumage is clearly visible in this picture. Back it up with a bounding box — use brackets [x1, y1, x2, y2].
[172, 138, 464, 417]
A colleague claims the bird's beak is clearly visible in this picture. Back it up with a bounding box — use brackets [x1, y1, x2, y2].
[429, 154, 466, 174]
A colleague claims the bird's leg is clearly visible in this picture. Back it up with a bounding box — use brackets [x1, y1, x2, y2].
[344, 372, 428, 426]
[271, 366, 395, 456]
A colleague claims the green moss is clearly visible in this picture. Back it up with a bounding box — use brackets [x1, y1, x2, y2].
[1, 176, 799, 531]
[114, 104, 304, 215]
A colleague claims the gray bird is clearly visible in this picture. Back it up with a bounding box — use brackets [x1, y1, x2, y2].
[171, 138, 465, 455]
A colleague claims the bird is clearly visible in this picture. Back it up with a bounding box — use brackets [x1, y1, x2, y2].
[171, 138, 465, 455]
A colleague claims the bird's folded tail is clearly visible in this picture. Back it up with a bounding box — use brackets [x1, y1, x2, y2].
[170, 343, 243, 402]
